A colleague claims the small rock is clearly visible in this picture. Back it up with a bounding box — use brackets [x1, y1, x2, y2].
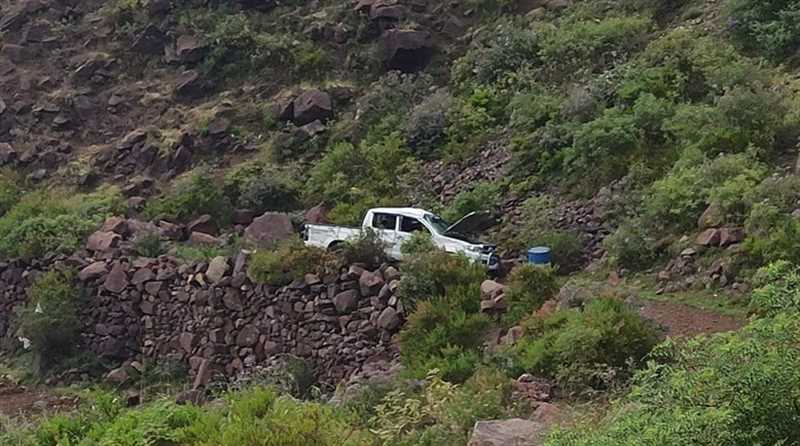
[377, 307, 401, 331]
[206, 256, 229, 283]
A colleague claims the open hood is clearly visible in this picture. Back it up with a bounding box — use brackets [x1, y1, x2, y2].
[446, 211, 497, 235]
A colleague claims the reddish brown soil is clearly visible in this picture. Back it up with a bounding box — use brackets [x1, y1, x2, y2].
[0, 376, 78, 417]
[639, 300, 745, 338]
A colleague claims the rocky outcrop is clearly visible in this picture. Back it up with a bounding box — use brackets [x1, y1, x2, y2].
[244, 212, 294, 247]
[382, 29, 433, 72]
[292, 90, 333, 126]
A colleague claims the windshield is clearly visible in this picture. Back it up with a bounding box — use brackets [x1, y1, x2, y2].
[424, 214, 450, 234]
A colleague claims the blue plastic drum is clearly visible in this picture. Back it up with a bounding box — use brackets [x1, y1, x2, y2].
[527, 247, 552, 265]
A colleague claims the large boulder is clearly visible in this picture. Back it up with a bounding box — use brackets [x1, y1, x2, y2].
[206, 256, 229, 283]
[188, 214, 218, 236]
[382, 29, 433, 73]
[104, 263, 129, 294]
[0, 142, 16, 165]
[175, 70, 210, 99]
[175, 35, 206, 64]
[244, 212, 294, 247]
[87, 231, 121, 252]
[377, 307, 401, 331]
[79, 261, 108, 282]
[359, 270, 385, 297]
[305, 203, 329, 224]
[292, 90, 333, 126]
[468, 419, 546, 446]
[131, 24, 166, 55]
[334, 289, 360, 314]
[695, 228, 721, 247]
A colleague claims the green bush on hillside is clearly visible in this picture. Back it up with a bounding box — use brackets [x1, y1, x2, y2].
[507, 298, 659, 393]
[396, 250, 486, 309]
[750, 260, 800, 316]
[743, 202, 800, 266]
[0, 168, 23, 217]
[644, 150, 767, 230]
[546, 313, 800, 446]
[247, 238, 339, 287]
[399, 285, 491, 383]
[0, 187, 123, 259]
[538, 15, 652, 79]
[441, 182, 501, 223]
[726, 0, 800, 61]
[452, 21, 540, 88]
[304, 133, 412, 225]
[16, 387, 372, 446]
[604, 219, 658, 271]
[340, 228, 387, 268]
[400, 231, 437, 257]
[17, 270, 81, 373]
[502, 265, 559, 327]
[370, 368, 511, 446]
[144, 170, 232, 225]
[223, 162, 301, 213]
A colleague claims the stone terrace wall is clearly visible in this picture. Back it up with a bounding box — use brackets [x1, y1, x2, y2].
[0, 253, 404, 385]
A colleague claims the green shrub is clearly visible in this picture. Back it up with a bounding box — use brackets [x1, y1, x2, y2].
[664, 88, 788, 157]
[144, 170, 232, 224]
[400, 284, 490, 383]
[17, 270, 81, 373]
[546, 313, 800, 445]
[726, 0, 800, 61]
[452, 22, 541, 88]
[178, 9, 324, 81]
[509, 87, 563, 130]
[616, 28, 761, 103]
[405, 90, 453, 159]
[247, 238, 339, 286]
[443, 87, 506, 160]
[396, 251, 486, 309]
[0, 187, 124, 259]
[370, 368, 510, 446]
[400, 231, 437, 257]
[750, 261, 800, 316]
[223, 162, 300, 213]
[508, 298, 659, 393]
[644, 150, 767, 231]
[502, 265, 559, 327]
[604, 219, 657, 271]
[0, 168, 23, 217]
[538, 15, 652, 79]
[134, 232, 165, 258]
[340, 229, 387, 267]
[441, 182, 501, 223]
[182, 387, 372, 445]
[743, 202, 800, 265]
[24, 387, 373, 446]
[562, 107, 642, 189]
[304, 135, 411, 219]
[355, 72, 435, 133]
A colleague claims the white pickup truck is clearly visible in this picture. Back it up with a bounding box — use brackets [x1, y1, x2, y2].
[303, 207, 499, 270]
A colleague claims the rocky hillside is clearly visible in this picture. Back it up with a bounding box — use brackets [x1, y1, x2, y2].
[3, 0, 800, 445]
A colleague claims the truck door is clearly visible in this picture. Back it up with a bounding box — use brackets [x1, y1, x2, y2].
[395, 216, 429, 259]
[370, 213, 398, 257]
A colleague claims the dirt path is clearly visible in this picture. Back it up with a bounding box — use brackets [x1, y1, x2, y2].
[638, 299, 745, 338]
[0, 376, 78, 417]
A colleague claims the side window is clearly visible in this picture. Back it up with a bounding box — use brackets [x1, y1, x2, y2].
[372, 213, 398, 230]
[400, 217, 427, 233]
